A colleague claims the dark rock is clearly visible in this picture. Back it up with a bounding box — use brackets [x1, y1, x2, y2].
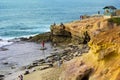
[0, 78, 4, 80]
[38, 59, 45, 65]
[0, 75, 4, 77]
[45, 57, 54, 63]
[28, 32, 51, 42]
[26, 65, 35, 69]
[0, 75, 4, 80]
[32, 62, 38, 66]
[8, 38, 20, 42]
[2, 62, 8, 65]
[20, 66, 27, 70]
[0, 48, 8, 51]
[24, 70, 30, 75]
[20, 37, 29, 41]
[40, 66, 49, 70]
[48, 64, 53, 67]
[11, 66, 16, 69]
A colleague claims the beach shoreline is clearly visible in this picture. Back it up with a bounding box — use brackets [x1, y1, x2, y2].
[0, 38, 56, 80]
[1, 37, 89, 80]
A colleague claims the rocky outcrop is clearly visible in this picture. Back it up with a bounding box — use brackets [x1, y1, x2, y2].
[50, 22, 91, 44]
[57, 18, 120, 80]
[50, 24, 72, 44]
[28, 32, 51, 42]
[50, 17, 119, 44]
[50, 24, 71, 37]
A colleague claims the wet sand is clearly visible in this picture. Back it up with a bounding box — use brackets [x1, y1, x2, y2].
[0, 41, 53, 80]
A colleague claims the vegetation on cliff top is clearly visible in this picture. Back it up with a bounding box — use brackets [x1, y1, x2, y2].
[108, 17, 120, 25]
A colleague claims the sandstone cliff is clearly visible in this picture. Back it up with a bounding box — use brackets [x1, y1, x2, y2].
[50, 17, 119, 44]
[58, 17, 120, 80]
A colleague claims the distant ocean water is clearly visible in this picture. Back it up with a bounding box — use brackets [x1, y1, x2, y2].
[0, 0, 120, 45]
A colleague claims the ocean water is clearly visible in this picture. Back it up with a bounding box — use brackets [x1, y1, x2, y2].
[0, 0, 120, 40]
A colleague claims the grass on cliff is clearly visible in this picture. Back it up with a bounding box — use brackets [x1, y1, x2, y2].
[108, 17, 120, 25]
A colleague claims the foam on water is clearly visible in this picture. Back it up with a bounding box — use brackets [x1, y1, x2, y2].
[0, 40, 13, 48]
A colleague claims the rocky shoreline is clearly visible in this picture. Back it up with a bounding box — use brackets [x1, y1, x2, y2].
[24, 43, 89, 71]
[1, 19, 91, 80]
[1, 40, 89, 80]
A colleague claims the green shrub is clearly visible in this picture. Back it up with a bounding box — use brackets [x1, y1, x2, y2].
[108, 17, 120, 25]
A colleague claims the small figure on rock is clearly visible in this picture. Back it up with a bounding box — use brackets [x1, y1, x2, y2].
[60, 22, 65, 29]
[98, 11, 100, 14]
[80, 15, 83, 20]
[53, 22, 56, 26]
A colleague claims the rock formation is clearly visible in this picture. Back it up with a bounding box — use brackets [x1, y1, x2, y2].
[59, 17, 120, 80]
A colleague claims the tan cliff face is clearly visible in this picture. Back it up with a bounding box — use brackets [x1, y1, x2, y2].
[58, 17, 120, 80]
[86, 27, 120, 80]
[60, 27, 120, 80]
[51, 17, 119, 44]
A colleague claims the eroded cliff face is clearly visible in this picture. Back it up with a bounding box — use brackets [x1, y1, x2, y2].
[54, 17, 120, 80]
[85, 27, 120, 80]
[51, 17, 118, 44]
[60, 27, 120, 80]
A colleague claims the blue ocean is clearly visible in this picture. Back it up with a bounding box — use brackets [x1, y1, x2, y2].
[0, 0, 120, 39]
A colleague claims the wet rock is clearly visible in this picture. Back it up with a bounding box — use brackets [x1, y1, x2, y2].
[20, 66, 27, 70]
[45, 57, 54, 63]
[40, 66, 50, 70]
[8, 38, 20, 42]
[24, 70, 30, 75]
[26, 64, 36, 69]
[2, 62, 8, 65]
[28, 32, 51, 42]
[0, 47, 8, 51]
[48, 63, 53, 67]
[0, 75, 4, 77]
[39, 59, 45, 63]
[20, 37, 29, 41]
[0, 75, 4, 80]
[32, 62, 39, 66]
[11, 66, 16, 69]
[53, 48, 58, 51]
[38, 59, 45, 65]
